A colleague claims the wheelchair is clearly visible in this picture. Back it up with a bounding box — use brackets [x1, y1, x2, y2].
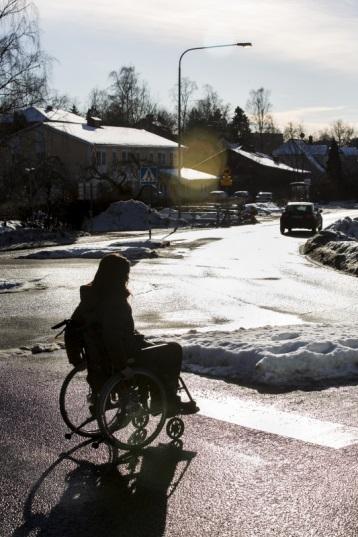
[59, 359, 197, 452]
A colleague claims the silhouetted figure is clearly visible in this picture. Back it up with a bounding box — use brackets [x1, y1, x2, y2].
[71, 253, 198, 415]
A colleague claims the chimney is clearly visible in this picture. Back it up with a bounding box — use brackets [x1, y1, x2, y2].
[86, 109, 102, 128]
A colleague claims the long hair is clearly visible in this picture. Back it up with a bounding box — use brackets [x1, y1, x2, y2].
[91, 253, 131, 298]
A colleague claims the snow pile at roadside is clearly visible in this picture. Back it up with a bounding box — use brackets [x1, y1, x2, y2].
[18, 239, 168, 260]
[0, 225, 83, 250]
[303, 216, 358, 276]
[164, 322, 358, 387]
[326, 216, 358, 239]
[245, 202, 282, 215]
[87, 200, 185, 232]
[0, 221, 23, 233]
[0, 277, 47, 293]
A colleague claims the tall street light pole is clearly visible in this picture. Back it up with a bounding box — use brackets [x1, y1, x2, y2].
[177, 41, 252, 214]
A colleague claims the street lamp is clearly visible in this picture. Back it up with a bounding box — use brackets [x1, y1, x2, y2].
[177, 41, 252, 212]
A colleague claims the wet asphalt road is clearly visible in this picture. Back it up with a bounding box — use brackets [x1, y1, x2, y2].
[3, 350, 358, 537]
[1, 208, 358, 351]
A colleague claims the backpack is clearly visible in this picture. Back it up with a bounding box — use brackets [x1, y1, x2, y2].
[52, 319, 86, 367]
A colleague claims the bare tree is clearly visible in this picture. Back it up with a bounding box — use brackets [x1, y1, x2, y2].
[330, 119, 354, 147]
[0, 0, 49, 113]
[170, 76, 198, 132]
[87, 87, 110, 119]
[283, 121, 305, 141]
[246, 87, 273, 135]
[45, 90, 79, 112]
[107, 65, 156, 126]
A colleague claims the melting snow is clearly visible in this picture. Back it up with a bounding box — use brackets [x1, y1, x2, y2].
[153, 323, 358, 387]
[303, 216, 358, 276]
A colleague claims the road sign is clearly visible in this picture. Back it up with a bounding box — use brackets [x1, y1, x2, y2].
[140, 166, 158, 184]
[220, 167, 232, 187]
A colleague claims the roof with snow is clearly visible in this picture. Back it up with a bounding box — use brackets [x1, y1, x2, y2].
[274, 140, 328, 157]
[46, 122, 178, 148]
[274, 139, 358, 158]
[273, 140, 326, 173]
[230, 146, 310, 174]
[1, 106, 86, 124]
[162, 167, 218, 181]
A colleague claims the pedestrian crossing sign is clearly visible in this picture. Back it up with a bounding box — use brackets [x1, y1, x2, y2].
[140, 166, 158, 184]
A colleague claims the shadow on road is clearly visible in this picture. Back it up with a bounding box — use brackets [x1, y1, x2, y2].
[13, 439, 196, 537]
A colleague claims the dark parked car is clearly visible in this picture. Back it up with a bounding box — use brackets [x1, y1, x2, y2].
[280, 202, 322, 234]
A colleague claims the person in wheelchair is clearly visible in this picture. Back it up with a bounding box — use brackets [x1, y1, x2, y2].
[71, 253, 199, 417]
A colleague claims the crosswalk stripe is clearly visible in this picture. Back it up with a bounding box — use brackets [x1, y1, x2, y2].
[198, 397, 358, 449]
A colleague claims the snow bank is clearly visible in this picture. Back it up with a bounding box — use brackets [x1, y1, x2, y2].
[0, 277, 47, 293]
[303, 216, 358, 276]
[87, 200, 185, 232]
[167, 323, 358, 387]
[0, 224, 84, 250]
[326, 216, 358, 239]
[246, 202, 282, 215]
[0, 220, 22, 233]
[17, 239, 168, 260]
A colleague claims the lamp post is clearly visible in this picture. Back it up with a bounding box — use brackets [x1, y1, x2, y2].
[177, 41, 252, 214]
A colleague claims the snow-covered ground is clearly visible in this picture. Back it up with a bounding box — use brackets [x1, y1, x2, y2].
[303, 216, 358, 276]
[0, 221, 85, 250]
[18, 239, 166, 260]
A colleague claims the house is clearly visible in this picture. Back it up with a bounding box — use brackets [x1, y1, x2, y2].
[273, 139, 358, 179]
[195, 142, 310, 198]
[0, 111, 180, 202]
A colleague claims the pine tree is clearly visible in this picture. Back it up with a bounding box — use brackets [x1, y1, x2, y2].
[228, 106, 251, 146]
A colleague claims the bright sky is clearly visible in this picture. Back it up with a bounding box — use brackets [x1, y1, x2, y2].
[36, 0, 358, 134]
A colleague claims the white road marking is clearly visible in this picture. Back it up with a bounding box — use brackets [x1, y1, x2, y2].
[198, 397, 358, 449]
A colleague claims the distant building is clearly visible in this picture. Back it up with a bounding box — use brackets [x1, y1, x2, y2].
[195, 142, 310, 198]
[273, 139, 358, 179]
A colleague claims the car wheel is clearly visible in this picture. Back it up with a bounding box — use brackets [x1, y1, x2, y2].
[280, 224, 285, 235]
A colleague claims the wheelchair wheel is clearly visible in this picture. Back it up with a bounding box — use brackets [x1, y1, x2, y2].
[166, 417, 184, 440]
[97, 368, 168, 451]
[59, 361, 101, 438]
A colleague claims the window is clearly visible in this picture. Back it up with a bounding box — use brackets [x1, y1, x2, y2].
[149, 153, 154, 162]
[169, 152, 174, 166]
[96, 151, 106, 166]
[122, 151, 127, 161]
[158, 152, 166, 165]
